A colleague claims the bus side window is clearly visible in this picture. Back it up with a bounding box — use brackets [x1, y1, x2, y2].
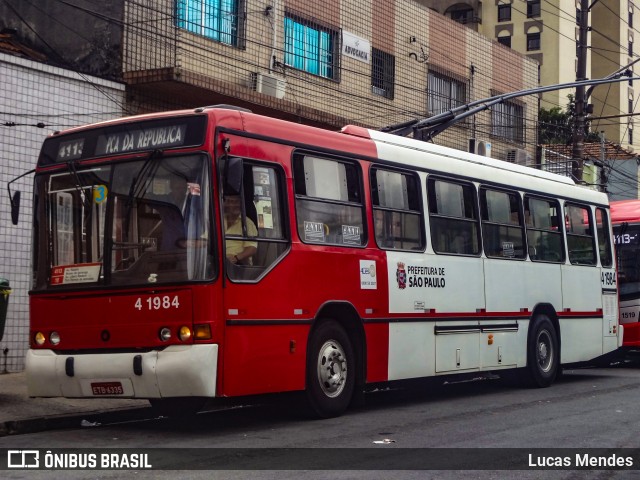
[293, 154, 366, 247]
[565, 203, 596, 265]
[427, 177, 480, 255]
[596, 208, 613, 267]
[524, 196, 564, 263]
[480, 187, 525, 259]
[371, 168, 424, 251]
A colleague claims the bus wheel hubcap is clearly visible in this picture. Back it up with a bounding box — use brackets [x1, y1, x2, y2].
[317, 340, 347, 398]
[537, 330, 553, 372]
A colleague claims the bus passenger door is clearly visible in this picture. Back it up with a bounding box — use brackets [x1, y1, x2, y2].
[220, 156, 293, 397]
[562, 204, 608, 363]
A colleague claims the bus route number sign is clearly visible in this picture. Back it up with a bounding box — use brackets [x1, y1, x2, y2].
[134, 295, 180, 311]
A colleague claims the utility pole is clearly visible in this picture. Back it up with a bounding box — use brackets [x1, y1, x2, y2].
[572, 0, 591, 182]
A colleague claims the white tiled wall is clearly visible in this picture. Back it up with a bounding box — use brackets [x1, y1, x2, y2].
[0, 53, 125, 372]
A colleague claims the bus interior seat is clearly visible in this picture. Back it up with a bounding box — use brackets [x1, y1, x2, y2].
[254, 230, 279, 268]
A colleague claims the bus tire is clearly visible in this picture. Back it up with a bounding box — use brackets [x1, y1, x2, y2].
[526, 314, 559, 388]
[305, 320, 355, 418]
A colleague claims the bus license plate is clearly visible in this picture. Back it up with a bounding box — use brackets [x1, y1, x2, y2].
[91, 382, 124, 395]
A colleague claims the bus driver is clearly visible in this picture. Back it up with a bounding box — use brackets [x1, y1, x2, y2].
[224, 195, 257, 265]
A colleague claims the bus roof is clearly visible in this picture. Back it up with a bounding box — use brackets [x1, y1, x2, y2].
[610, 199, 640, 223]
[361, 127, 576, 186]
[41, 106, 609, 206]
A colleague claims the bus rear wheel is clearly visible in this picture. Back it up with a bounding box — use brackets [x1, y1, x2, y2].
[305, 320, 355, 418]
[526, 314, 559, 387]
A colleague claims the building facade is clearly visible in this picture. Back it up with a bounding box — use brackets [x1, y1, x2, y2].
[0, 52, 125, 371]
[1, 0, 540, 159]
[421, 0, 639, 156]
[119, 0, 538, 161]
[590, 1, 637, 153]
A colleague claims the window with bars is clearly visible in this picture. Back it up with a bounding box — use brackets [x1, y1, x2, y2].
[448, 6, 475, 24]
[491, 100, 524, 142]
[427, 71, 467, 116]
[176, 0, 242, 46]
[284, 14, 338, 79]
[371, 48, 395, 99]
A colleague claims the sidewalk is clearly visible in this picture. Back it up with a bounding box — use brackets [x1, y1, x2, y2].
[0, 371, 148, 435]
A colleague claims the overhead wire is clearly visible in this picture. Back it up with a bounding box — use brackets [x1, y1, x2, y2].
[4, 0, 638, 189]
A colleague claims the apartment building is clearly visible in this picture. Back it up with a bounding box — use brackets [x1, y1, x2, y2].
[421, 0, 638, 153]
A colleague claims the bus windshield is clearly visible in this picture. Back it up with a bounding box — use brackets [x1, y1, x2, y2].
[615, 223, 640, 301]
[32, 154, 213, 290]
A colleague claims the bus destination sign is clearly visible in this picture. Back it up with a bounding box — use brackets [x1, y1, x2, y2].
[95, 124, 187, 157]
[40, 115, 207, 166]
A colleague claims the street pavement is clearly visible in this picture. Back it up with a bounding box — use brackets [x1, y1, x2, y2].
[0, 371, 148, 435]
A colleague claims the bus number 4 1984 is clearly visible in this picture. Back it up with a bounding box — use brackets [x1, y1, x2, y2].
[134, 296, 180, 311]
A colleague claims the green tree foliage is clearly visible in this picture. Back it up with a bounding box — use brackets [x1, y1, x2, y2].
[539, 106, 572, 144]
[538, 95, 599, 145]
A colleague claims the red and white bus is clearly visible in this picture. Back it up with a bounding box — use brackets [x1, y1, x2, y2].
[22, 106, 621, 417]
[611, 200, 640, 349]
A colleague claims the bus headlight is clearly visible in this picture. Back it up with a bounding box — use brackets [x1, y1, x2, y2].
[179, 326, 192, 342]
[159, 327, 172, 342]
[34, 332, 46, 346]
[50, 332, 61, 345]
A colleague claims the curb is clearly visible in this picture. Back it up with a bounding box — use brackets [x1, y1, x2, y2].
[0, 406, 154, 437]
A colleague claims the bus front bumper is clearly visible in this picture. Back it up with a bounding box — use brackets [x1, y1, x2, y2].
[26, 344, 218, 399]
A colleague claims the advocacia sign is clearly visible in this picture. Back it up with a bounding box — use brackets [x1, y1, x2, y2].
[342, 31, 370, 63]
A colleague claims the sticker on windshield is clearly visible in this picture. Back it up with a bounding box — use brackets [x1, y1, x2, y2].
[51, 263, 101, 285]
[93, 185, 108, 204]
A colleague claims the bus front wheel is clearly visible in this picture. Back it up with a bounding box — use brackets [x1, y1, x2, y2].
[526, 314, 559, 387]
[305, 320, 355, 418]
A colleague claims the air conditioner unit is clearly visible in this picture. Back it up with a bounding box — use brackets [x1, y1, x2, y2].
[506, 148, 532, 166]
[250, 72, 286, 99]
[468, 138, 492, 157]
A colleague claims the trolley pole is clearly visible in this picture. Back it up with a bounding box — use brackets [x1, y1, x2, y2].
[572, 0, 591, 182]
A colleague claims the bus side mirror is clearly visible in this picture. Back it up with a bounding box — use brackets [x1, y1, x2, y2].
[7, 168, 35, 225]
[10, 191, 20, 225]
[224, 156, 243, 196]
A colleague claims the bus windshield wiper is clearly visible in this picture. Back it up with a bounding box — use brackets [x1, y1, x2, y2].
[122, 149, 163, 238]
[126, 149, 163, 206]
[67, 159, 92, 222]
